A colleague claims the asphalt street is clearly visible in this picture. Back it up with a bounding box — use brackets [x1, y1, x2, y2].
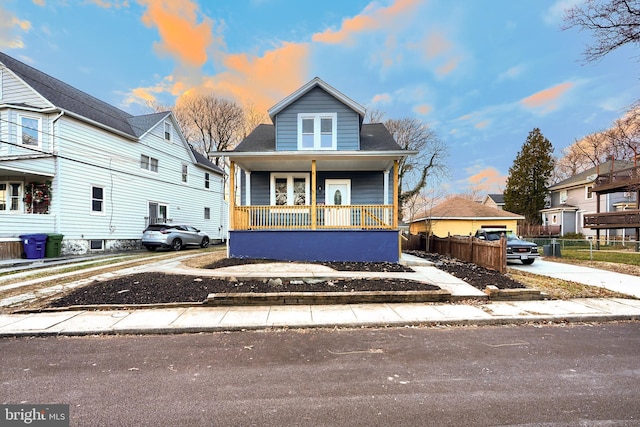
[1, 323, 639, 426]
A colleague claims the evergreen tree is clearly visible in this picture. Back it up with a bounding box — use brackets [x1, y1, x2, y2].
[504, 128, 554, 225]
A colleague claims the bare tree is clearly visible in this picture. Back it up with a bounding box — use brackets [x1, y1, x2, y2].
[175, 93, 245, 166]
[606, 105, 640, 162]
[562, 0, 640, 64]
[383, 118, 449, 221]
[242, 101, 268, 138]
[365, 108, 387, 123]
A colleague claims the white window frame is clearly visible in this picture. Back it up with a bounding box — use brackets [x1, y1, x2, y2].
[204, 207, 211, 220]
[164, 121, 172, 141]
[204, 172, 210, 189]
[297, 113, 337, 150]
[181, 164, 188, 183]
[0, 181, 23, 213]
[559, 190, 568, 204]
[18, 114, 42, 148]
[91, 185, 105, 215]
[141, 155, 159, 173]
[270, 173, 310, 207]
[585, 185, 594, 200]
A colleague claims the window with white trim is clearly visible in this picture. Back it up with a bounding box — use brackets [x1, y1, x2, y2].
[18, 115, 41, 147]
[204, 172, 210, 189]
[141, 155, 159, 172]
[559, 190, 568, 204]
[270, 173, 310, 206]
[585, 185, 594, 200]
[91, 186, 104, 214]
[0, 182, 22, 213]
[181, 164, 188, 183]
[164, 122, 172, 141]
[204, 207, 210, 219]
[297, 113, 337, 150]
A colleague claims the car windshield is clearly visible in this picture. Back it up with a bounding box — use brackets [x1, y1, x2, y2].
[486, 231, 518, 241]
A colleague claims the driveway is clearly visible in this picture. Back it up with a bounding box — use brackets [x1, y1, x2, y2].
[509, 258, 640, 298]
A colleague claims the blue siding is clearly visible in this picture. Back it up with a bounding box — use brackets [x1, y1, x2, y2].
[275, 87, 360, 151]
[242, 171, 389, 206]
[229, 230, 399, 262]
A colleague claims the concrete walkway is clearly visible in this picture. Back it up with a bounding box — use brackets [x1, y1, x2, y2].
[0, 253, 639, 337]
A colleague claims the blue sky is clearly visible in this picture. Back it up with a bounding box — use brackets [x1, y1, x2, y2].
[2, 0, 638, 195]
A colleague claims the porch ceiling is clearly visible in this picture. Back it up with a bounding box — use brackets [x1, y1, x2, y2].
[224, 151, 413, 172]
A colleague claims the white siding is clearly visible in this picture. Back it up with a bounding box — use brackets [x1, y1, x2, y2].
[0, 65, 51, 108]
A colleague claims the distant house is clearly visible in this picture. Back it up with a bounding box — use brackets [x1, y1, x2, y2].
[0, 51, 226, 258]
[482, 193, 504, 210]
[409, 196, 523, 237]
[541, 159, 636, 238]
[211, 77, 414, 262]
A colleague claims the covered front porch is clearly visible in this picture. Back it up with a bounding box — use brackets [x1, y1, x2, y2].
[225, 151, 404, 262]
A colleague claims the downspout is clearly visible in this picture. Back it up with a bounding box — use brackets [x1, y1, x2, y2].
[51, 111, 64, 234]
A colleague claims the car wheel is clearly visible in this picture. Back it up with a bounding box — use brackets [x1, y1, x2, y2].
[522, 259, 535, 265]
[171, 239, 183, 251]
[145, 246, 156, 251]
[200, 237, 210, 248]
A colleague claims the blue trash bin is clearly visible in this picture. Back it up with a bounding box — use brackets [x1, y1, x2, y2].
[19, 234, 48, 259]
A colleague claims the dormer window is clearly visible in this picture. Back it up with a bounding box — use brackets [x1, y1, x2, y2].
[297, 113, 337, 150]
[164, 122, 172, 141]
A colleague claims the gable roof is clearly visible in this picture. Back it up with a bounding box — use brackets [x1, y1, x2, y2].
[0, 51, 165, 139]
[484, 193, 504, 204]
[188, 145, 224, 175]
[267, 77, 366, 122]
[233, 122, 402, 152]
[412, 196, 524, 222]
[549, 159, 635, 190]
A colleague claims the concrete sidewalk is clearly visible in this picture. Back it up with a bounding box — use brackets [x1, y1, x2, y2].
[1, 298, 639, 337]
[0, 252, 639, 337]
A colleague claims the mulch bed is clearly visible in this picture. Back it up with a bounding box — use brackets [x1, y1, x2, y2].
[46, 253, 526, 307]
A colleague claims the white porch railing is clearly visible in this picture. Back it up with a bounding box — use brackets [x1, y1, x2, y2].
[232, 205, 394, 230]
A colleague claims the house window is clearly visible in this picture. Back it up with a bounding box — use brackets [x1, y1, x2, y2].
[559, 190, 568, 204]
[0, 182, 22, 212]
[18, 115, 41, 147]
[270, 173, 310, 206]
[297, 113, 337, 150]
[204, 207, 210, 220]
[182, 164, 188, 183]
[205, 173, 210, 189]
[164, 122, 172, 141]
[586, 185, 594, 200]
[90, 240, 104, 250]
[141, 155, 159, 172]
[91, 186, 104, 213]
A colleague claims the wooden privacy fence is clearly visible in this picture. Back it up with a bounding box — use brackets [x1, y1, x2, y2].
[400, 233, 507, 273]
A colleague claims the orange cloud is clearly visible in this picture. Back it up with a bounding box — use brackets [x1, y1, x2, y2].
[372, 93, 392, 104]
[0, 6, 31, 49]
[312, 0, 422, 44]
[520, 82, 574, 112]
[413, 104, 433, 115]
[139, 0, 214, 67]
[467, 167, 506, 192]
[32, 0, 46, 5]
[436, 56, 460, 76]
[474, 120, 489, 129]
[87, 0, 130, 8]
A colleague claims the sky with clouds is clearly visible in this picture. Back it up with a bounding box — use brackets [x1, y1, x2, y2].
[2, 0, 639, 195]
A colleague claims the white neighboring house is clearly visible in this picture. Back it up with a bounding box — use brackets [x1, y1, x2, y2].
[541, 159, 636, 238]
[0, 51, 226, 258]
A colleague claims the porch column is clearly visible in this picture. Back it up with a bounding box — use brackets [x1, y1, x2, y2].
[311, 160, 317, 230]
[383, 170, 389, 205]
[245, 170, 251, 206]
[229, 161, 235, 230]
[393, 160, 398, 229]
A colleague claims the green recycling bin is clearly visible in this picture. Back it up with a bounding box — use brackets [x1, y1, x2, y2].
[45, 233, 64, 258]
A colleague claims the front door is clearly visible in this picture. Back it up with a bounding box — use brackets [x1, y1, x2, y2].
[325, 179, 351, 226]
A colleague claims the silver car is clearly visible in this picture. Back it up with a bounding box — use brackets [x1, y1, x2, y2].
[141, 223, 210, 251]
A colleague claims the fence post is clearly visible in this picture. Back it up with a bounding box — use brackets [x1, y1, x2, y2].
[500, 235, 507, 273]
[447, 232, 452, 256]
[469, 233, 473, 264]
